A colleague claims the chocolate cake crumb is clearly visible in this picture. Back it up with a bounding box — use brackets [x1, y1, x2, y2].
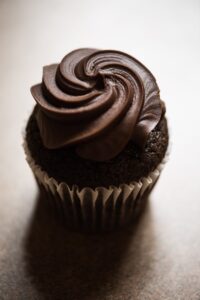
[26, 108, 169, 189]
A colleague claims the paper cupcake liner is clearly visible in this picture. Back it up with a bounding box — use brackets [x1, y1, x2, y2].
[23, 140, 169, 231]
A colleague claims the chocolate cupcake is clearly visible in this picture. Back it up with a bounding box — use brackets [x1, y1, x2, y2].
[24, 48, 169, 231]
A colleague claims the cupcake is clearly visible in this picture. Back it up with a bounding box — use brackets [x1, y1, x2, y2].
[24, 48, 169, 231]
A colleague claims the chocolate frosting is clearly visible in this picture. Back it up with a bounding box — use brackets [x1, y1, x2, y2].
[31, 48, 165, 161]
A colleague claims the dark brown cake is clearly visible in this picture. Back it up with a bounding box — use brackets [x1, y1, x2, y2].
[26, 108, 168, 189]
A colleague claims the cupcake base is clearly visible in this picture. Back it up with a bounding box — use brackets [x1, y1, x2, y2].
[24, 140, 168, 232]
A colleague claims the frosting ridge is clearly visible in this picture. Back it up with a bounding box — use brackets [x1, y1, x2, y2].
[31, 48, 165, 161]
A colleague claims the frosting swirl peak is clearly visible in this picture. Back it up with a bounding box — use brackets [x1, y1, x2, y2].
[31, 48, 165, 161]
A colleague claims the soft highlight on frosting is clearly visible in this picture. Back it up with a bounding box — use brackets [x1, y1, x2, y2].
[31, 48, 165, 161]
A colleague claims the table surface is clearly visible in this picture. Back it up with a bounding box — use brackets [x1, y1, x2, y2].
[0, 0, 200, 299]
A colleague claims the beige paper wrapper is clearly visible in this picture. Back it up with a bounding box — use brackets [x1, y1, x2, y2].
[23, 140, 169, 231]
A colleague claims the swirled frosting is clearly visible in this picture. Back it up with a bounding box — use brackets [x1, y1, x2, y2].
[31, 48, 165, 161]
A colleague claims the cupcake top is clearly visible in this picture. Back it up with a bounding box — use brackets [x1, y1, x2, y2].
[31, 48, 165, 161]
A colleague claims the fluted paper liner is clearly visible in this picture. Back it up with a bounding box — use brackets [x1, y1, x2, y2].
[23, 140, 169, 231]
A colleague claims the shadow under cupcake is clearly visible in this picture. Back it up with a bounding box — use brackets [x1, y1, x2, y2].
[23, 191, 156, 300]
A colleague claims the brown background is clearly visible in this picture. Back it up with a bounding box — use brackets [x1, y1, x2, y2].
[0, 0, 200, 299]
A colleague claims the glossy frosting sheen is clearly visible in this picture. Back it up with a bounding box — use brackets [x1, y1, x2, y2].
[31, 48, 165, 161]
